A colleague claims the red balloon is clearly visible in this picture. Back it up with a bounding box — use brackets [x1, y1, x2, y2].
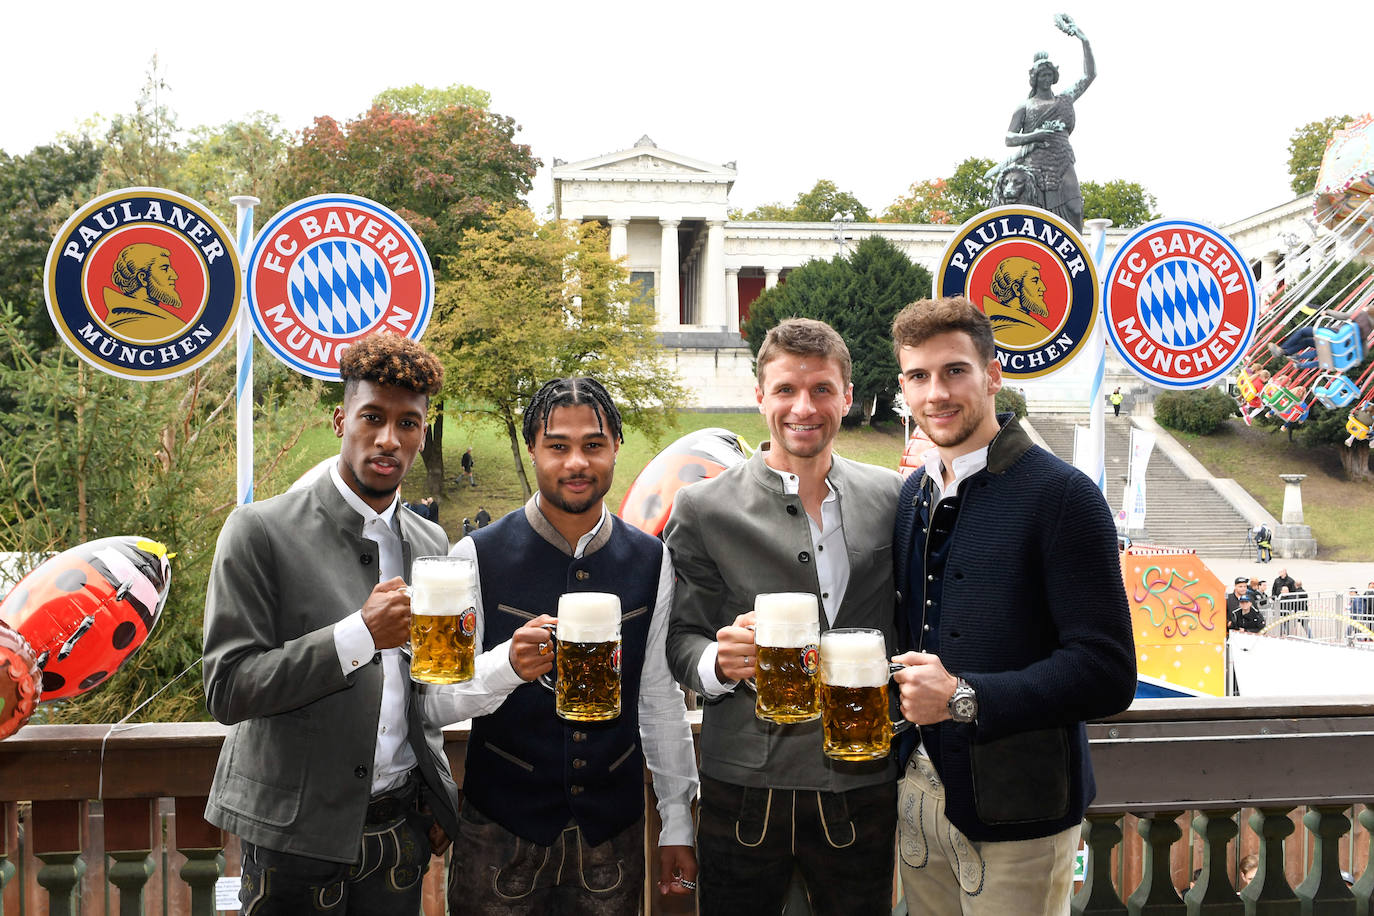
[0, 622, 40, 739]
[618, 429, 750, 536]
[0, 536, 172, 704]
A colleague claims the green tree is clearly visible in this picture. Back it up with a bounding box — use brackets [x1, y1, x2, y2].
[882, 157, 996, 225]
[737, 179, 871, 222]
[176, 112, 289, 226]
[743, 236, 930, 423]
[102, 55, 182, 189]
[0, 136, 104, 347]
[278, 94, 540, 491]
[1288, 115, 1354, 196]
[373, 83, 491, 115]
[277, 101, 538, 270]
[429, 209, 688, 497]
[0, 305, 320, 722]
[1081, 179, 1159, 228]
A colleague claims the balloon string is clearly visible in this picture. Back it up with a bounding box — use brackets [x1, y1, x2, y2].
[97, 658, 202, 800]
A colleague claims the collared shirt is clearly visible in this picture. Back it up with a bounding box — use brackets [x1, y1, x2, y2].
[328, 462, 417, 795]
[695, 463, 850, 698]
[425, 498, 699, 847]
[923, 445, 990, 502]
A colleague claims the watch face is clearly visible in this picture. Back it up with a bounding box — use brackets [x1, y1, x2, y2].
[953, 696, 977, 721]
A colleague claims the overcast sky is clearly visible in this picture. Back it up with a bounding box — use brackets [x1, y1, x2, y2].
[6, 0, 1368, 227]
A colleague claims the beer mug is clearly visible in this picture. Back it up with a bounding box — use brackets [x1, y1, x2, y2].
[753, 592, 821, 724]
[409, 556, 478, 684]
[539, 592, 622, 722]
[819, 628, 909, 761]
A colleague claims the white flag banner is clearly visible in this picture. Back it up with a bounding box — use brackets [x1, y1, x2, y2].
[1071, 425, 1096, 480]
[1124, 427, 1156, 529]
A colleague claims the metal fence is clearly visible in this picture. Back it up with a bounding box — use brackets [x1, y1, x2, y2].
[1261, 590, 1374, 645]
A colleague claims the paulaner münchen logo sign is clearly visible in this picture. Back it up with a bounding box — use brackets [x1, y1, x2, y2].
[45, 188, 241, 380]
[936, 206, 1099, 380]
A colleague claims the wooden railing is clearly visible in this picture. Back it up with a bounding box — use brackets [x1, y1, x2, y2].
[2, 698, 1373, 914]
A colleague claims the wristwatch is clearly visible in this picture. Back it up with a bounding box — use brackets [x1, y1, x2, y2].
[947, 677, 977, 723]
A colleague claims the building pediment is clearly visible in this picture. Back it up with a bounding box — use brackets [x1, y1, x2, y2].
[554, 137, 737, 186]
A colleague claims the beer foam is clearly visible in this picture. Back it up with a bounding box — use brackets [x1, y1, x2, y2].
[411, 558, 475, 613]
[820, 630, 889, 687]
[558, 592, 620, 643]
[754, 592, 818, 626]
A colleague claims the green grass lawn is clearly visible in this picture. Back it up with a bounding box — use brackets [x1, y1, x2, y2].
[423, 411, 909, 541]
[270, 408, 1374, 560]
[1168, 419, 1374, 561]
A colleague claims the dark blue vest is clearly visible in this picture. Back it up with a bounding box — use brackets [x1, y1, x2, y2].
[463, 509, 661, 846]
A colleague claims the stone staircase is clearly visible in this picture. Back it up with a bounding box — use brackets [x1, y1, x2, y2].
[1027, 413, 1256, 558]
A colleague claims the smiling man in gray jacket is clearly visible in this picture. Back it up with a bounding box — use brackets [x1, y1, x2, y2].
[665, 318, 902, 916]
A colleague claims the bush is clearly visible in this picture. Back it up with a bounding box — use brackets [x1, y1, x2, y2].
[1155, 386, 1236, 434]
[995, 386, 1027, 419]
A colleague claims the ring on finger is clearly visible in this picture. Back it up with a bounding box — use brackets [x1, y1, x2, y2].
[538, 642, 550, 655]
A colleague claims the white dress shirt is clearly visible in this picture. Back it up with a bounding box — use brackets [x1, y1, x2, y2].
[424, 500, 699, 847]
[695, 466, 849, 697]
[922, 445, 990, 502]
[328, 463, 417, 795]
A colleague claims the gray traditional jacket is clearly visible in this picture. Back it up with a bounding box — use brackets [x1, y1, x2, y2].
[202, 472, 459, 862]
[665, 447, 902, 791]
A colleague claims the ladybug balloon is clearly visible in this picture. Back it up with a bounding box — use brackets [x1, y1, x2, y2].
[0, 537, 172, 721]
[618, 428, 750, 537]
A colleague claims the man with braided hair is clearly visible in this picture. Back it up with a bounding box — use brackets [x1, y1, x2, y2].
[204, 333, 460, 915]
[430, 376, 698, 913]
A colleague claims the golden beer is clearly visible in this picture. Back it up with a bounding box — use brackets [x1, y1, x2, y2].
[821, 684, 892, 760]
[555, 639, 622, 721]
[753, 593, 820, 724]
[409, 556, 478, 685]
[820, 628, 895, 761]
[554, 593, 621, 722]
[410, 610, 476, 684]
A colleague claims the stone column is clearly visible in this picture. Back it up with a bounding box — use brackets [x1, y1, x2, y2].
[608, 218, 629, 262]
[658, 219, 681, 329]
[1261, 250, 1279, 284]
[703, 220, 726, 330]
[1274, 473, 1318, 558]
[725, 267, 740, 334]
[765, 268, 780, 289]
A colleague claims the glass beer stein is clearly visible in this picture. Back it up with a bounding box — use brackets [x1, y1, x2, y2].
[541, 592, 622, 722]
[409, 556, 478, 684]
[819, 628, 909, 761]
[752, 592, 821, 724]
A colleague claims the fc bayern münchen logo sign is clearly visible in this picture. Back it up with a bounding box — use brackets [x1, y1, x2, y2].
[247, 194, 434, 381]
[1104, 219, 1256, 389]
[45, 188, 241, 380]
[936, 206, 1099, 380]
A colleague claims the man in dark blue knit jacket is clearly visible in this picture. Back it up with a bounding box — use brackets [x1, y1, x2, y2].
[888, 297, 1135, 915]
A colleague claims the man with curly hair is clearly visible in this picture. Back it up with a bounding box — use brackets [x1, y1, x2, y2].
[204, 333, 460, 915]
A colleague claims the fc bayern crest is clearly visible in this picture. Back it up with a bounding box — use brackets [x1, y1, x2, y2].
[247, 194, 434, 381]
[935, 206, 1099, 380]
[1104, 219, 1256, 389]
[44, 188, 241, 380]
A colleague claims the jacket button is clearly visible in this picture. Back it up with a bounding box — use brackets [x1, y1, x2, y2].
[927, 574, 935, 581]
[786, 505, 798, 515]
[372, 653, 382, 665]
[798, 551, 811, 564]
[575, 570, 590, 581]
[573, 759, 586, 769]
[923, 624, 931, 632]
[570, 785, 584, 796]
[360, 554, 372, 566]
[572, 731, 586, 742]
[355, 766, 367, 779]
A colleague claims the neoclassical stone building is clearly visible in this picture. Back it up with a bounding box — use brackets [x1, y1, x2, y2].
[553, 136, 1315, 409]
